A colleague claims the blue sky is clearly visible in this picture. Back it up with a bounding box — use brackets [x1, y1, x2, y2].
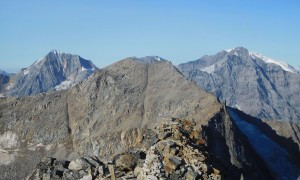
[1, 0, 300, 72]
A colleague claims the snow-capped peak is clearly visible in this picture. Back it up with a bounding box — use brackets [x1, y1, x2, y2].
[249, 51, 297, 73]
[155, 56, 161, 61]
[51, 49, 64, 54]
[225, 48, 234, 52]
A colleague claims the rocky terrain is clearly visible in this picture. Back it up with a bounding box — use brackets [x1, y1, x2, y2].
[27, 117, 274, 180]
[3, 50, 97, 97]
[27, 118, 225, 180]
[178, 47, 300, 122]
[0, 58, 278, 179]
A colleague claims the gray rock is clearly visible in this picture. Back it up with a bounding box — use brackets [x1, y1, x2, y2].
[68, 158, 88, 171]
[114, 153, 137, 171]
[168, 156, 182, 169]
[185, 168, 197, 180]
[80, 174, 92, 180]
[134, 166, 143, 176]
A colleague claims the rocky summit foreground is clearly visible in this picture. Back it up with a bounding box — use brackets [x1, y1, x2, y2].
[0, 58, 277, 179]
[28, 118, 224, 180]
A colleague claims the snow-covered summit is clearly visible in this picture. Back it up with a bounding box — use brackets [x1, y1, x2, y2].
[249, 51, 297, 73]
[225, 47, 297, 73]
[225, 48, 235, 52]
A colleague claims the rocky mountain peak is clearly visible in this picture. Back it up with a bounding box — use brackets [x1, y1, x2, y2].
[225, 46, 249, 55]
[4, 50, 97, 97]
[224, 47, 297, 73]
[178, 48, 300, 121]
[50, 49, 64, 55]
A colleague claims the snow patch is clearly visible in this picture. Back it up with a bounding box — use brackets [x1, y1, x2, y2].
[229, 109, 299, 179]
[23, 69, 30, 75]
[200, 64, 215, 74]
[55, 80, 72, 91]
[225, 48, 234, 52]
[234, 104, 242, 110]
[81, 66, 95, 71]
[155, 56, 161, 61]
[249, 51, 296, 73]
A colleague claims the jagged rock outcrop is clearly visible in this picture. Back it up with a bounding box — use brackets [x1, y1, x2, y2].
[178, 47, 300, 122]
[0, 58, 273, 179]
[5, 50, 97, 97]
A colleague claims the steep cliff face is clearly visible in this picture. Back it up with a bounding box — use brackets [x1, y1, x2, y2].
[202, 107, 273, 179]
[5, 50, 97, 97]
[178, 47, 300, 122]
[0, 59, 272, 179]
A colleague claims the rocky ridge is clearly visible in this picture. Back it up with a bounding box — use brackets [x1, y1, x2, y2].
[27, 118, 223, 180]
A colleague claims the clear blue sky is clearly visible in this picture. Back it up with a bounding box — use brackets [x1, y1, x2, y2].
[1, 0, 300, 72]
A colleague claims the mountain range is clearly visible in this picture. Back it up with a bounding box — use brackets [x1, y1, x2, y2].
[0, 48, 299, 179]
